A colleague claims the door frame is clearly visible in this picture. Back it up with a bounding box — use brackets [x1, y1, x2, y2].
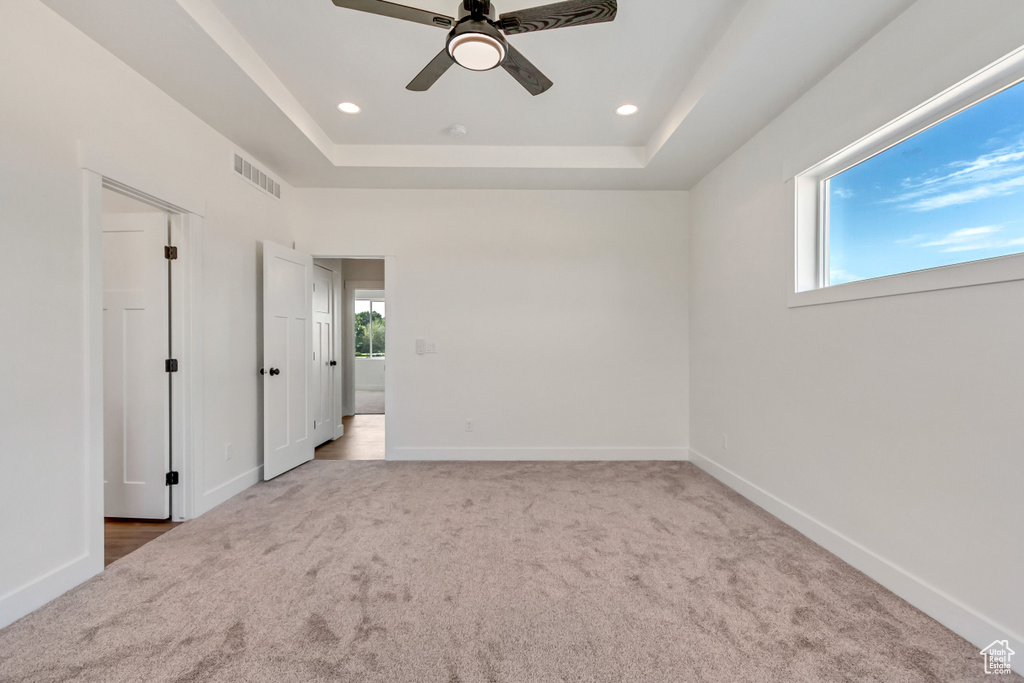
[316, 255, 394, 459]
[84, 170, 203, 563]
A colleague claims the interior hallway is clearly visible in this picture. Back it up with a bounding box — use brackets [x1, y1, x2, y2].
[315, 415, 385, 461]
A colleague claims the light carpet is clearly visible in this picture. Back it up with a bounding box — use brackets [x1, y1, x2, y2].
[0, 461, 1013, 682]
[355, 390, 384, 415]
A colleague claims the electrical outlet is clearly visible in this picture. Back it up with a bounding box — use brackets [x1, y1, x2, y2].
[416, 338, 426, 355]
[225, 443, 233, 461]
[426, 341, 437, 354]
[465, 420, 473, 432]
[721, 433, 728, 450]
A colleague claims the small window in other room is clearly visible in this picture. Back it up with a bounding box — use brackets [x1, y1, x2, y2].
[355, 299, 385, 358]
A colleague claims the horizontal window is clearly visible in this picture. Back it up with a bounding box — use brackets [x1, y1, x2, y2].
[827, 79, 1024, 285]
[792, 45, 1024, 306]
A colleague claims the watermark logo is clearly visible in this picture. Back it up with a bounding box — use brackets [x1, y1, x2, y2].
[980, 640, 1015, 675]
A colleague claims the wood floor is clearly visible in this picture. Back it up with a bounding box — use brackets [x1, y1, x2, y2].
[315, 414, 385, 460]
[104, 519, 181, 567]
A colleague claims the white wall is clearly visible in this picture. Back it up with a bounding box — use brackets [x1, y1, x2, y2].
[0, 0, 293, 627]
[355, 359, 386, 391]
[343, 259, 386, 282]
[292, 190, 690, 461]
[688, 0, 1024, 656]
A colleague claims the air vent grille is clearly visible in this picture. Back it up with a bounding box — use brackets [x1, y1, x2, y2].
[233, 153, 281, 199]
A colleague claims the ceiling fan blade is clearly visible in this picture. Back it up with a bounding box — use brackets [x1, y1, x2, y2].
[331, 0, 455, 30]
[501, 44, 553, 96]
[498, 0, 616, 35]
[407, 49, 456, 91]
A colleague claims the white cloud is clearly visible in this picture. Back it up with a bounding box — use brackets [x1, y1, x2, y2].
[887, 136, 1024, 212]
[916, 225, 1024, 253]
[829, 269, 864, 285]
[920, 225, 1002, 247]
[832, 187, 854, 199]
[906, 175, 1024, 212]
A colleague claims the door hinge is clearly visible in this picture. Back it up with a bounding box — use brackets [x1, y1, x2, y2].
[165, 359, 179, 373]
[166, 471, 179, 486]
[164, 245, 178, 260]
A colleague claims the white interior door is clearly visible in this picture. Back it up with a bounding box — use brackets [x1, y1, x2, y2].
[312, 265, 334, 446]
[103, 212, 170, 519]
[263, 241, 314, 480]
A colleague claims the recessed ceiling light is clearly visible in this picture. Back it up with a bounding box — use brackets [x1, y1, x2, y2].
[337, 102, 361, 114]
[616, 104, 639, 117]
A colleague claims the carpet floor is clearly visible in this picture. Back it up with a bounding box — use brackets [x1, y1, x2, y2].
[0, 461, 1013, 682]
[355, 390, 384, 415]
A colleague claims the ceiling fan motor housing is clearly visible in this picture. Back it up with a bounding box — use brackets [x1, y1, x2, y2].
[447, 19, 508, 71]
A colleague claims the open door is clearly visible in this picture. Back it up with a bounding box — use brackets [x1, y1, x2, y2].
[263, 241, 314, 480]
[312, 264, 335, 446]
[102, 211, 171, 518]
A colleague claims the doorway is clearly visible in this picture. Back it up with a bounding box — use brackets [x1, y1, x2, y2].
[313, 257, 386, 461]
[89, 174, 200, 568]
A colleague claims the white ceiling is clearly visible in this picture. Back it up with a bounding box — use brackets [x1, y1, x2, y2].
[41, 0, 916, 189]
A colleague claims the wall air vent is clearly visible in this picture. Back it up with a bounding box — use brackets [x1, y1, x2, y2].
[233, 153, 281, 199]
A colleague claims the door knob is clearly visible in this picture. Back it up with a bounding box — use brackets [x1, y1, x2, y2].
[269, 367, 281, 376]
[329, 361, 338, 366]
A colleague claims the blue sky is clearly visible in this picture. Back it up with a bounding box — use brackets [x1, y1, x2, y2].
[827, 79, 1024, 284]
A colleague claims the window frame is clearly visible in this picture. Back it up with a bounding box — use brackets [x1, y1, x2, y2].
[790, 44, 1024, 308]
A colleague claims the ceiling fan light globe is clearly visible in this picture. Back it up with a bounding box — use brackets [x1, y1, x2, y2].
[448, 33, 505, 71]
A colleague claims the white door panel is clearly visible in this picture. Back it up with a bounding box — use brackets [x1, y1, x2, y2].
[312, 266, 335, 446]
[286, 317, 309, 441]
[102, 214, 169, 519]
[263, 242, 314, 480]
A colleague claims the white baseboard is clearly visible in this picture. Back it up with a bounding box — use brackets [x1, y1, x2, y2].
[0, 552, 100, 629]
[198, 465, 262, 515]
[390, 447, 689, 462]
[689, 448, 1023, 668]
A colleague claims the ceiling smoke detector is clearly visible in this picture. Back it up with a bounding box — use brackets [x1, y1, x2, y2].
[448, 124, 468, 139]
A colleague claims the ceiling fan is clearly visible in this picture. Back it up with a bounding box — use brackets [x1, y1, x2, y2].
[330, 0, 618, 95]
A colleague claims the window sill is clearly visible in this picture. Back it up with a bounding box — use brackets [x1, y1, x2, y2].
[788, 250, 1024, 307]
